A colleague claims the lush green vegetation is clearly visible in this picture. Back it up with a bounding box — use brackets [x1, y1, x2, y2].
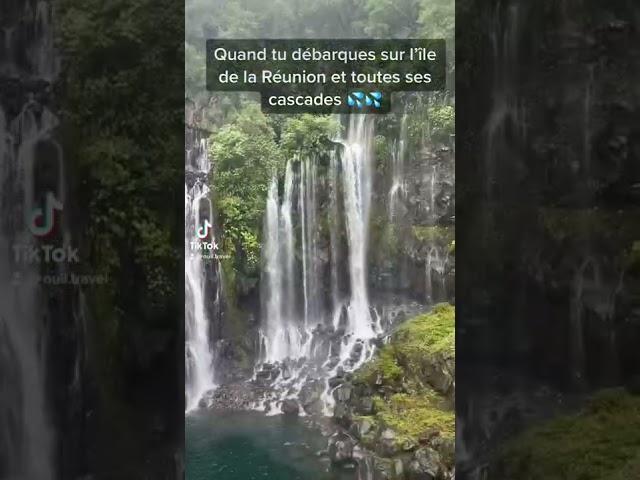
[186, 0, 456, 308]
[210, 108, 340, 296]
[494, 389, 640, 480]
[355, 304, 455, 450]
[412, 225, 454, 247]
[58, 0, 183, 376]
[358, 303, 455, 386]
[374, 391, 455, 440]
[211, 105, 283, 282]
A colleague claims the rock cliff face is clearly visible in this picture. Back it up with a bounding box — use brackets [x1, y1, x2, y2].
[210, 107, 456, 385]
[0, 1, 80, 478]
[456, 0, 640, 476]
[328, 304, 455, 479]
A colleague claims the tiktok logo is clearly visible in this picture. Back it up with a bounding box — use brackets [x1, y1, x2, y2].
[190, 218, 223, 257]
[28, 191, 63, 237]
[196, 219, 212, 240]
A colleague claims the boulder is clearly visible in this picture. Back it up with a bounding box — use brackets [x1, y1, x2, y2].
[350, 417, 375, 440]
[407, 447, 442, 480]
[299, 379, 324, 414]
[379, 428, 399, 456]
[281, 399, 300, 416]
[355, 395, 375, 415]
[333, 383, 353, 403]
[328, 432, 355, 464]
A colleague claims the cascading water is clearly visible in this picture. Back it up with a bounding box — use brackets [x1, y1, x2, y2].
[483, 1, 527, 244]
[0, 1, 61, 476]
[388, 113, 408, 221]
[256, 115, 381, 414]
[185, 134, 216, 412]
[0, 103, 56, 480]
[340, 116, 377, 342]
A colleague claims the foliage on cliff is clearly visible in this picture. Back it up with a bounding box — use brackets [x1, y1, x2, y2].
[211, 104, 283, 283]
[58, 0, 183, 356]
[210, 108, 340, 296]
[492, 389, 640, 480]
[354, 304, 455, 450]
[358, 303, 455, 388]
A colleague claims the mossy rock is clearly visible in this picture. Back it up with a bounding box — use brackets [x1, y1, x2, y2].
[349, 305, 455, 473]
[540, 208, 640, 244]
[356, 303, 455, 392]
[492, 389, 640, 480]
[375, 392, 455, 442]
[411, 225, 455, 247]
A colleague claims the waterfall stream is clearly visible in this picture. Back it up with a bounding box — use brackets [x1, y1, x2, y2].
[388, 113, 408, 221]
[0, 1, 61, 476]
[185, 134, 216, 412]
[257, 116, 382, 414]
[0, 103, 57, 480]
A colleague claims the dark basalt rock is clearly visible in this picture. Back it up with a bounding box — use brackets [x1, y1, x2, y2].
[327, 432, 355, 465]
[281, 399, 300, 416]
[407, 447, 442, 480]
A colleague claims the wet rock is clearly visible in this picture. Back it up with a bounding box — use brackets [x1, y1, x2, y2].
[379, 428, 399, 456]
[326, 355, 340, 371]
[355, 395, 375, 415]
[328, 375, 344, 389]
[333, 383, 353, 403]
[407, 447, 442, 480]
[328, 432, 355, 464]
[281, 399, 300, 416]
[299, 379, 324, 414]
[333, 403, 352, 426]
[393, 458, 405, 478]
[350, 341, 364, 362]
[350, 417, 375, 440]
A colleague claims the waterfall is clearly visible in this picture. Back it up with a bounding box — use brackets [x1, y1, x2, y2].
[483, 1, 527, 243]
[185, 135, 215, 412]
[340, 115, 377, 342]
[388, 113, 408, 221]
[257, 115, 380, 414]
[328, 151, 342, 316]
[0, 0, 63, 472]
[0, 102, 56, 480]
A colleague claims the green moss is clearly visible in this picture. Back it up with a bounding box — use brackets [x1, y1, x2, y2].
[393, 303, 455, 360]
[375, 392, 455, 441]
[540, 208, 640, 243]
[495, 389, 640, 480]
[356, 304, 455, 387]
[353, 305, 456, 458]
[370, 214, 401, 261]
[607, 452, 640, 480]
[358, 348, 404, 385]
[626, 240, 640, 273]
[412, 225, 454, 247]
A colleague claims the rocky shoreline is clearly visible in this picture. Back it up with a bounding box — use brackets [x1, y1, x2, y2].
[196, 304, 456, 480]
